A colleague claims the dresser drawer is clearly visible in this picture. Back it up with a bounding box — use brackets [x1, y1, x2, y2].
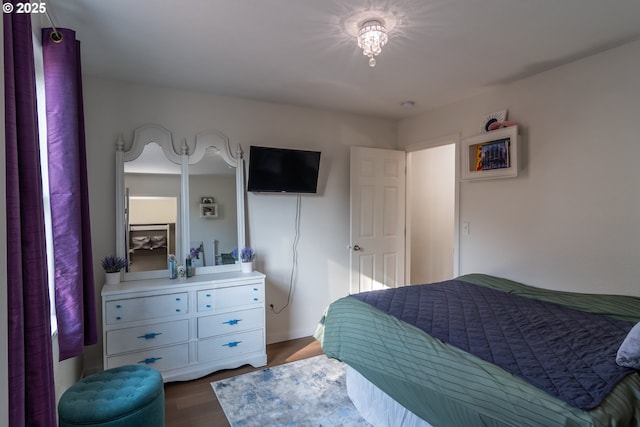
[106, 319, 189, 355]
[197, 308, 263, 339]
[106, 343, 189, 372]
[197, 284, 263, 312]
[105, 292, 188, 324]
[197, 329, 264, 362]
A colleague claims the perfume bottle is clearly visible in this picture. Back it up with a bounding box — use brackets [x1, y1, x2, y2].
[186, 255, 193, 277]
[168, 254, 177, 279]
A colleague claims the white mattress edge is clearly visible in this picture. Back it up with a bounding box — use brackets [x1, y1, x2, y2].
[346, 366, 434, 427]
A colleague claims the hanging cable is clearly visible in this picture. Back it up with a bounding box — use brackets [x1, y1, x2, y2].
[271, 194, 301, 314]
[44, 7, 63, 42]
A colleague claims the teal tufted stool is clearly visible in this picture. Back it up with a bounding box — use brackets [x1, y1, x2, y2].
[58, 365, 165, 427]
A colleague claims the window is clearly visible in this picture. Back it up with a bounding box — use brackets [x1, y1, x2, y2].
[33, 31, 57, 335]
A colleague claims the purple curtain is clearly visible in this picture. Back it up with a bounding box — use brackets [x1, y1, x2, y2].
[4, 5, 57, 427]
[42, 27, 97, 361]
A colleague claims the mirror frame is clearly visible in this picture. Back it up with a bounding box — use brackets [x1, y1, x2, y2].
[115, 124, 246, 281]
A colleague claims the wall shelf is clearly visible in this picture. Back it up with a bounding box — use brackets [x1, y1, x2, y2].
[461, 126, 518, 181]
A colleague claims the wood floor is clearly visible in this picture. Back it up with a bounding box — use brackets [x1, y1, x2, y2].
[164, 336, 324, 427]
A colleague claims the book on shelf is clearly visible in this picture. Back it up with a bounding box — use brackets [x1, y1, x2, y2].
[475, 138, 510, 171]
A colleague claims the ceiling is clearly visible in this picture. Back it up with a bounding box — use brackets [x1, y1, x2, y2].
[51, 0, 640, 120]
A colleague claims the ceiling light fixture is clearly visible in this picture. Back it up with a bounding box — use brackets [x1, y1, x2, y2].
[357, 19, 388, 67]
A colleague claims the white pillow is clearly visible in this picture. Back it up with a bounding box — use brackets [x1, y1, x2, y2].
[616, 322, 640, 368]
[131, 235, 150, 250]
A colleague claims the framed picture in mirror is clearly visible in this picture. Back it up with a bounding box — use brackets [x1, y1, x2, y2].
[200, 203, 218, 218]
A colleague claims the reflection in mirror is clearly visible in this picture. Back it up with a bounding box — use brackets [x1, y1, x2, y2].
[116, 124, 245, 281]
[116, 125, 246, 281]
[188, 147, 237, 267]
[124, 142, 181, 273]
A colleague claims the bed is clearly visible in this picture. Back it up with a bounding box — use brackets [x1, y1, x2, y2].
[315, 274, 640, 427]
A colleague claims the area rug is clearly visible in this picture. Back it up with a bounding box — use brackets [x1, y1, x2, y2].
[211, 355, 372, 427]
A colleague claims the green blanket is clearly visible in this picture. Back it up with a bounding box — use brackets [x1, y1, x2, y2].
[315, 274, 640, 427]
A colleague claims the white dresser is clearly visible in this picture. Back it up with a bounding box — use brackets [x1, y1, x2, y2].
[101, 271, 267, 382]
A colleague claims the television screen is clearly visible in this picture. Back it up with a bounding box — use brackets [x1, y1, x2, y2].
[247, 146, 321, 193]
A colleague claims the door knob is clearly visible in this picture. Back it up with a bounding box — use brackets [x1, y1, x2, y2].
[352, 245, 362, 251]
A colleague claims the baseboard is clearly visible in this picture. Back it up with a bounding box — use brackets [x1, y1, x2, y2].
[266, 326, 315, 345]
[83, 360, 102, 377]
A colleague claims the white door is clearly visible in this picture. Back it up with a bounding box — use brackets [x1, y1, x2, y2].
[350, 147, 406, 294]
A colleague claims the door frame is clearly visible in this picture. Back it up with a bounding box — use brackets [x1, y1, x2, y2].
[404, 133, 461, 282]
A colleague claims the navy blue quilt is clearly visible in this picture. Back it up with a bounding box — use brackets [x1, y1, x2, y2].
[350, 279, 636, 410]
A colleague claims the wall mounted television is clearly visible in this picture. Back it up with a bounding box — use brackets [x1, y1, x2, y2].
[247, 146, 321, 193]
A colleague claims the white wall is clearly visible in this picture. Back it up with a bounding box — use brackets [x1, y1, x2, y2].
[399, 39, 640, 297]
[82, 77, 397, 370]
[189, 174, 237, 259]
[129, 197, 177, 224]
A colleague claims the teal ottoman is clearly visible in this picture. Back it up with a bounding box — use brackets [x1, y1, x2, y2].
[58, 365, 165, 427]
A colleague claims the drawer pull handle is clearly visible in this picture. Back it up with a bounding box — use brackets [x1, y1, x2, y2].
[138, 332, 162, 340]
[223, 341, 242, 348]
[115, 316, 121, 320]
[116, 304, 122, 308]
[206, 304, 211, 308]
[176, 309, 181, 312]
[253, 298, 258, 301]
[206, 294, 211, 297]
[139, 357, 162, 365]
[253, 288, 258, 291]
[176, 297, 181, 301]
[223, 319, 241, 326]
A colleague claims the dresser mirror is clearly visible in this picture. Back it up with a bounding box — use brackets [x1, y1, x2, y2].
[115, 125, 246, 281]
